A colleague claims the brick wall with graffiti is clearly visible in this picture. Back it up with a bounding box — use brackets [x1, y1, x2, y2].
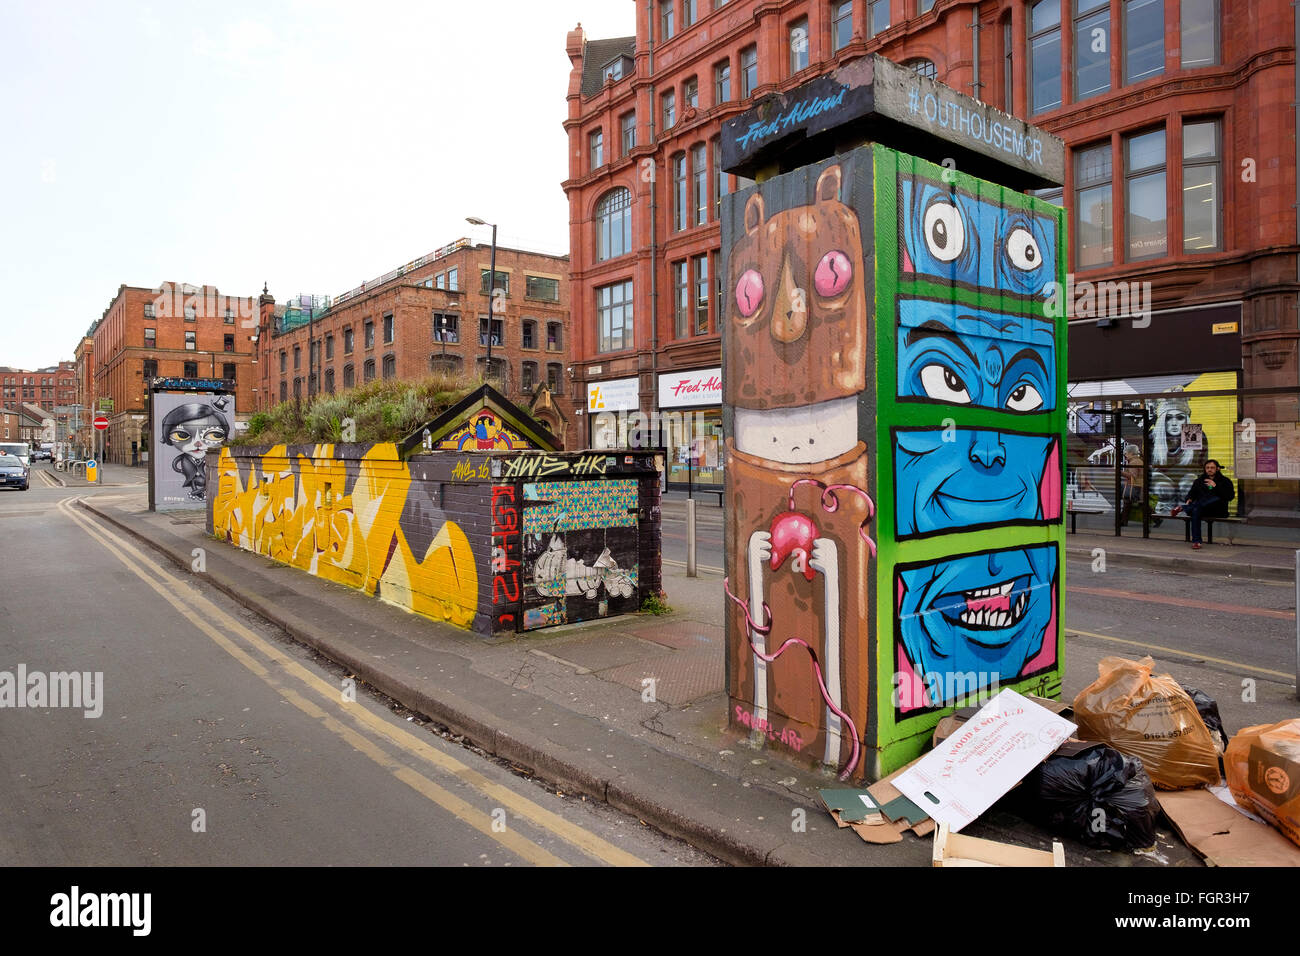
[721, 145, 1066, 780]
[207, 444, 661, 636]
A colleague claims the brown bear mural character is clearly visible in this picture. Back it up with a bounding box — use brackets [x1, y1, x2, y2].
[724, 163, 874, 778]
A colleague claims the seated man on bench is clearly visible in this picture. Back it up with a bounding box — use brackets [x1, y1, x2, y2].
[1171, 459, 1234, 550]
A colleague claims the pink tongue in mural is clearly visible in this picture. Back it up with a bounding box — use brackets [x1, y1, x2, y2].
[769, 510, 818, 582]
[965, 590, 1013, 614]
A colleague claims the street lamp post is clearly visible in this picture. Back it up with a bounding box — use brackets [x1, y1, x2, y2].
[466, 216, 498, 383]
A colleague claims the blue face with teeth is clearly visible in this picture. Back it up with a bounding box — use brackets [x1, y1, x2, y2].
[896, 544, 1057, 705]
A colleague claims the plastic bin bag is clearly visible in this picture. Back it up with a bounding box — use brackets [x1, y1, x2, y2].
[1181, 684, 1228, 753]
[1072, 656, 1220, 790]
[1225, 718, 1300, 848]
[1015, 741, 1159, 851]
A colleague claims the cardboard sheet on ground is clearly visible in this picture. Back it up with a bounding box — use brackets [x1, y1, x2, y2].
[1158, 787, 1300, 867]
[819, 789, 884, 825]
[893, 689, 1076, 832]
[823, 758, 938, 844]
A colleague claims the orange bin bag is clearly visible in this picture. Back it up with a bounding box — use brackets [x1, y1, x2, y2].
[1072, 656, 1220, 790]
[1225, 718, 1300, 848]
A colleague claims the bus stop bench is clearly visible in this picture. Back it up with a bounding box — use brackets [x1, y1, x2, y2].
[1169, 513, 1245, 545]
[1066, 503, 1107, 533]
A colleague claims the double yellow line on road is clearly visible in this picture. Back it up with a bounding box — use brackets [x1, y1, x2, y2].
[57, 496, 649, 867]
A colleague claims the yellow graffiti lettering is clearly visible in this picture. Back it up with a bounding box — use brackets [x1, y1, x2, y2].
[212, 443, 480, 632]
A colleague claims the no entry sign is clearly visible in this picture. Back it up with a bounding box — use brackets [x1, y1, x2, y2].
[93, 415, 109, 431]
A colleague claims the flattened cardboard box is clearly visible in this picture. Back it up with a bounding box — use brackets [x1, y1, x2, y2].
[1158, 788, 1300, 867]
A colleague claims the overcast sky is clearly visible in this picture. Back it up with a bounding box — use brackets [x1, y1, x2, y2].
[0, 0, 636, 369]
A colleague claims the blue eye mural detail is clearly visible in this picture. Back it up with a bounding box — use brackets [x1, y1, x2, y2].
[894, 428, 1060, 538]
[896, 543, 1058, 707]
[900, 176, 1056, 299]
[896, 297, 1056, 412]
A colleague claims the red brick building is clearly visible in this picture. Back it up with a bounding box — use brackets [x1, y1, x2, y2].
[257, 241, 574, 444]
[565, 0, 1298, 499]
[0, 361, 78, 443]
[89, 283, 259, 464]
[0, 408, 20, 443]
[0, 363, 76, 412]
[72, 336, 94, 455]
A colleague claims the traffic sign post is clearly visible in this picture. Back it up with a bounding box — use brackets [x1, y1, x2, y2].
[92, 416, 108, 481]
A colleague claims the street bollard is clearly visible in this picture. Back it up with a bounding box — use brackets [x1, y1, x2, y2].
[687, 498, 697, 578]
[86, 459, 97, 484]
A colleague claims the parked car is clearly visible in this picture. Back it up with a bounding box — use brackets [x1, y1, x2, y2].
[31, 447, 52, 461]
[0, 442, 30, 467]
[0, 454, 28, 490]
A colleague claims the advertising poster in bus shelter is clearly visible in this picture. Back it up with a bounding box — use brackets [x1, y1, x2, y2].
[151, 391, 233, 511]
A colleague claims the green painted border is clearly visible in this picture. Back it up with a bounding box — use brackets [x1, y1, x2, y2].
[869, 143, 1068, 776]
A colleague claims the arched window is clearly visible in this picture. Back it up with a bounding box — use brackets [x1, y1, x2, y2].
[430, 354, 463, 375]
[905, 58, 937, 80]
[595, 188, 632, 261]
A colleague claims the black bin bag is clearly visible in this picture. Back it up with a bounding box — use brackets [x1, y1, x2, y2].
[1014, 741, 1159, 851]
[1180, 684, 1229, 750]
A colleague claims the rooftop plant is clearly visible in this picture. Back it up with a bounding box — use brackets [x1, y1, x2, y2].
[234, 370, 479, 447]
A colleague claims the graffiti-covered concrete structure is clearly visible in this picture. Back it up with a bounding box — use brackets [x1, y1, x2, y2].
[207, 386, 661, 636]
[720, 56, 1066, 779]
[150, 377, 235, 513]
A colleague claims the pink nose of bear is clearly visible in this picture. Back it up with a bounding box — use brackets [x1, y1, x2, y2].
[769, 510, 818, 581]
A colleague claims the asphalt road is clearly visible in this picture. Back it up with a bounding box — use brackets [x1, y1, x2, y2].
[0, 474, 718, 866]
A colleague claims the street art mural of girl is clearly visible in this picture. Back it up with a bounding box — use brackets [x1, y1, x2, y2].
[1149, 390, 1205, 514]
[160, 398, 231, 502]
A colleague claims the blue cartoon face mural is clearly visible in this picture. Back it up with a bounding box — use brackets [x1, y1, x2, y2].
[722, 144, 1066, 776]
[896, 543, 1058, 706]
[900, 177, 1057, 299]
[897, 298, 1056, 413]
[894, 428, 1059, 537]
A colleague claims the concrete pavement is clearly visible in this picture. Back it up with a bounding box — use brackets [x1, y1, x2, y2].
[38, 460, 148, 489]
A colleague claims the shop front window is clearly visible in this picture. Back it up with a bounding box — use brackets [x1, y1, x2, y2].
[664, 408, 724, 487]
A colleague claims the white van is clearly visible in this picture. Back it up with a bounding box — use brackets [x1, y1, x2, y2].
[0, 442, 31, 467]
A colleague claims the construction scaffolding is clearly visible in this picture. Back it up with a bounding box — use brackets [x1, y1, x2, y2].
[276, 294, 331, 334]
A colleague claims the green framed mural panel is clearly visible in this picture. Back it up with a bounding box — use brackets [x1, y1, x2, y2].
[722, 143, 1067, 781]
